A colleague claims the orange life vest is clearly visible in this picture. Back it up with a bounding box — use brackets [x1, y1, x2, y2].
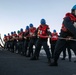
[18, 32, 24, 40]
[38, 24, 49, 38]
[3, 36, 7, 42]
[24, 30, 30, 38]
[29, 27, 36, 37]
[51, 33, 58, 41]
[61, 13, 76, 32]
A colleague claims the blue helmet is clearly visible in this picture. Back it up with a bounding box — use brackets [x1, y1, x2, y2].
[72, 5, 76, 10]
[26, 26, 29, 30]
[8, 33, 10, 35]
[29, 23, 33, 27]
[20, 28, 23, 32]
[40, 18, 46, 24]
[53, 29, 56, 33]
[14, 31, 16, 33]
[11, 32, 13, 34]
[4, 34, 6, 36]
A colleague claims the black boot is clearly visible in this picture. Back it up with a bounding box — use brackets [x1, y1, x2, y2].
[74, 60, 76, 63]
[49, 62, 58, 66]
[61, 58, 65, 60]
[49, 59, 58, 66]
[26, 54, 30, 57]
[48, 59, 51, 65]
[30, 56, 39, 60]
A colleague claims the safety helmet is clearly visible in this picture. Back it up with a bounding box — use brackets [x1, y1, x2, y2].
[4, 34, 6, 36]
[8, 33, 10, 35]
[29, 23, 33, 27]
[53, 29, 56, 33]
[20, 28, 23, 32]
[40, 18, 46, 24]
[17, 30, 20, 34]
[72, 5, 76, 10]
[26, 26, 29, 30]
[11, 32, 13, 34]
[14, 31, 16, 33]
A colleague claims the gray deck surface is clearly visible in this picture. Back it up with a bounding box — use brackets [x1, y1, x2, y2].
[0, 48, 76, 75]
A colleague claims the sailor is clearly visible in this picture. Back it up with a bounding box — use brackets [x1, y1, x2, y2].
[26, 24, 37, 57]
[23, 26, 30, 56]
[50, 29, 58, 58]
[3, 34, 7, 49]
[50, 5, 76, 66]
[30, 18, 51, 65]
[17, 28, 24, 54]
